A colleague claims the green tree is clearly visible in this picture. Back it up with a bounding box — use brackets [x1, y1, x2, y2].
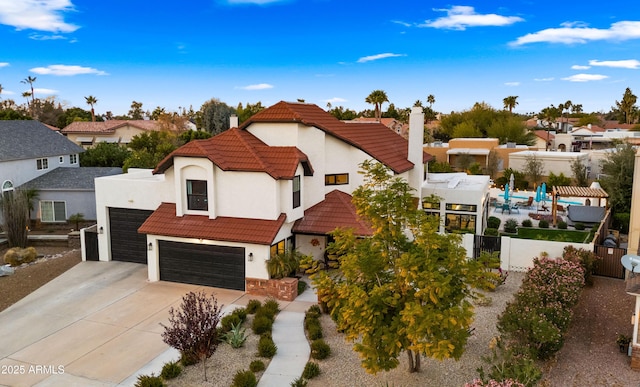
[599, 141, 635, 214]
[365, 90, 389, 121]
[540, 105, 560, 150]
[313, 161, 495, 374]
[547, 172, 572, 187]
[179, 130, 212, 144]
[150, 106, 166, 120]
[502, 96, 518, 113]
[85, 95, 98, 122]
[485, 150, 501, 179]
[570, 158, 589, 187]
[57, 107, 93, 128]
[328, 106, 357, 120]
[486, 116, 535, 145]
[1, 190, 30, 248]
[523, 155, 544, 189]
[236, 101, 265, 123]
[199, 98, 236, 135]
[128, 101, 145, 120]
[613, 88, 638, 124]
[79, 142, 131, 167]
[21, 76, 36, 105]
[453, 121, 482, 138]
[576, 113, 601, 127]
[123, 131, 178, 171]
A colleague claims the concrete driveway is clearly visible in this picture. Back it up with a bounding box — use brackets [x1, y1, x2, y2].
[0, 261, 245, 387]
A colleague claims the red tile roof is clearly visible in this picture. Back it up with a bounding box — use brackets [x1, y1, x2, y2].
[154, 127, 312, 179]
[138, 203, 286, 245]
[292, 190, 372, 236]
[534, 130, 555, 141]
[240, 101, 432, 174]
[61, 120, 167, 134]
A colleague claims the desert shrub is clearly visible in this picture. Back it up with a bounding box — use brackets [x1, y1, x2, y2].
[160, 291, 222, 382]
[307, 322, 323, 340]
[179, 351, 198, 366]
[574, 222, 585, 230]
[3, 246, 38, 266]
[134, 373, 164, 387]
[231, 369, 257, 387]
[521, 219, 532, 228]
[306, 305, 322, 319]
[466, 377, 526, 387]
[246, 299, 262, 314]
[487, 216, 501, 229]
[258, 335, 278, 358]
[223, 322, 248, 348]
[233, 307, 247, 321]
[477, 339, 540, 387]
[160, 361, 182, 380]
[538, 219, 549, 228]
[504, 219, 518, 234]
[302, 361, 321, 379]
[249, 359, 265, 372]
[263, 297, 280, 315]
[252, 315, 273, 335]
[557, 221, 567, 229]
[310, 339, 331, 360]
[291, 377, 308, 386]
[562, 245, 601, 286]
[298, 280, 308, 295]
[221, 313, 242, 333]
[484, 227, 499, 236]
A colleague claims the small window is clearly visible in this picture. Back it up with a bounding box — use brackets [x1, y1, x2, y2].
[292, 175, 301, 209]
[187, 180, 208, 211]
[40, 201, 66, 223]
[445, 203, 477, 212]
[59, 156, 64, 164]
[70, 154, 78, 164]
[270, 239, 286, 257]
[36, 158, 49, 170]
[325, 173, 349, 185]
[2, 180, 14, 195]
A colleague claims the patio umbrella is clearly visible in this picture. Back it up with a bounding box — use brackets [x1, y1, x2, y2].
[503, 183, 510, 202]
[535, 185, 542, 203]
[541, 182, 547, 202]
[509, 174, 515, 196]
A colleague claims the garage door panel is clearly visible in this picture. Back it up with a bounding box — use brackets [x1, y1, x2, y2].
[159, 241, 245, 290]
[109, 208, 153, 264]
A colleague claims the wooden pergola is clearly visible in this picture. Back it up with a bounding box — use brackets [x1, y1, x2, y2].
[551, 185, 610, 227]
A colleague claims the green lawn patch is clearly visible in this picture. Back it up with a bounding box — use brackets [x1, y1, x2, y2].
[509, 228, 593, 243]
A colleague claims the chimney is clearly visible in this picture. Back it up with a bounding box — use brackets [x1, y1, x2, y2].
[408, 107, 424, 198]
[229, 114, 239, 128]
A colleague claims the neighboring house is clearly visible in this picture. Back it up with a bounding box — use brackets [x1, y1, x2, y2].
[532, 130, 556, 151]
[624, 147, 640, 369]
[424, 138, 531, 172]
[508, 150, 589, 179]
[61, 120, 183, 148]
[0, 120, 84, 193]
[93, 102, 431, 292]
[346, 117, 408, 138]
[20, 167, 122, 223]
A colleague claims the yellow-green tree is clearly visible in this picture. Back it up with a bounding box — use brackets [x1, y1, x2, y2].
[313, 161, 495, 373]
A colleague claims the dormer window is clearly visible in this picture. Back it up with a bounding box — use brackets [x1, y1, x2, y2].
[187, 180, 208, 211]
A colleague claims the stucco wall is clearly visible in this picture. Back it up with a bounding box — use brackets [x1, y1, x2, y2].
[35, 190, 97, 221]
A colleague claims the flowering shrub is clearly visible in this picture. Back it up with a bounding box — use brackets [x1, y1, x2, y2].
[465, 378, 525, 387]
[497, 257, 584, 360]
[562, 245, 601, 286]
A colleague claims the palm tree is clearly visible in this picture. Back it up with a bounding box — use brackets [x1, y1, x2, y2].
[21, 76, 36, 104]
[540, 105, 560, 151]
[571, 104, 583, 115]
[85, 95, 98, 122]
[365, 90, 389, 121]
[503, 96, 519, 113]
[427, 94, 435, 108]
[562, 100, 572, 131]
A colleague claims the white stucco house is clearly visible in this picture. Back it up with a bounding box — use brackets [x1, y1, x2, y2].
[93, 102, 433, 291]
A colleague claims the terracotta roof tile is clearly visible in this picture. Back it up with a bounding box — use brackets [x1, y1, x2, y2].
[241, 101, 432, 173]
[534, 130, 555, 140]
[61, 120, 167, 134]
[154, 127, 312, 178]
[292, 190, 372, 236]
[138, 203, 286, 245]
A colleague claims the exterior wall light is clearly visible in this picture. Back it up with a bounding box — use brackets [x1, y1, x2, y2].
[148, 242, 153, 251]
[99, 226, 104, 234]
[248, 252, 253, 261]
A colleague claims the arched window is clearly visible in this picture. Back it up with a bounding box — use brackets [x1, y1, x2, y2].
[1, 180, 14, 194]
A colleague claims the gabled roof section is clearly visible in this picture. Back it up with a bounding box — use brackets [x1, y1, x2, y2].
[138, 203, 286, 245]
[154, 127, 312, 179]
[0, 120, 85, 162]
[240, 101, 431, 174]
[61, 120, 168, 134]
[292, 190, 372, 236]
[534, 130, 555, 141]
[20, 167, 122, 190]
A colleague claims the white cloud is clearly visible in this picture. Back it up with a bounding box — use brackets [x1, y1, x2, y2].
[325, 97, 347, 104]
[534, 77, 554, 81]
[391, 20, 412, 27]
[504, 82, 520, 86]
[357, 53, 406, 63]
[562, 74, 609, 82]
[33, 88, 58, 95]
[0, 0, 79, 33]
[30, 64, 108, 76]
[238, 83, 274, 90]
[29, 34, 67, 40]
[0, 62, 8, 67]
[589, 59, 640, 69]
[421, 6, 523, 30]
[511, 20, 640, 46]
[571, 65, 591, 70]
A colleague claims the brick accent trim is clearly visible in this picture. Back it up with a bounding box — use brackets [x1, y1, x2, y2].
[631, 345, 640, 370]
[245, 277, 299, 301]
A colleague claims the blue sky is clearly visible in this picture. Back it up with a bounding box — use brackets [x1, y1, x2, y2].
[1, 0, 640, 117]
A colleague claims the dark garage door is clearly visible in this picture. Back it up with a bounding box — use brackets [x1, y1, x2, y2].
[159, 241, 245, 290]
[109, 207, 153, 264]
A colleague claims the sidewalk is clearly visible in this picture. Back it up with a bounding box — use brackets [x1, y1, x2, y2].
[258, 278, 317, 387]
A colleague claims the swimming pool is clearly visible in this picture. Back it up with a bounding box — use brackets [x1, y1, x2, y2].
[509, 194, 582, 206]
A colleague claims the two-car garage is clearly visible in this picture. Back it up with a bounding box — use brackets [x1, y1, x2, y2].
[108, 207, 246, 291]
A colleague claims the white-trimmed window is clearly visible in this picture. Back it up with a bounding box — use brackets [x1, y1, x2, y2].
[40, 201, 67, 223]
[1, 180, 14, 195]
[70, 154, 78, 164]
[292, 175, 301, 209]
[59, 156, 64, 164]
[36, 158, 49, 170]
